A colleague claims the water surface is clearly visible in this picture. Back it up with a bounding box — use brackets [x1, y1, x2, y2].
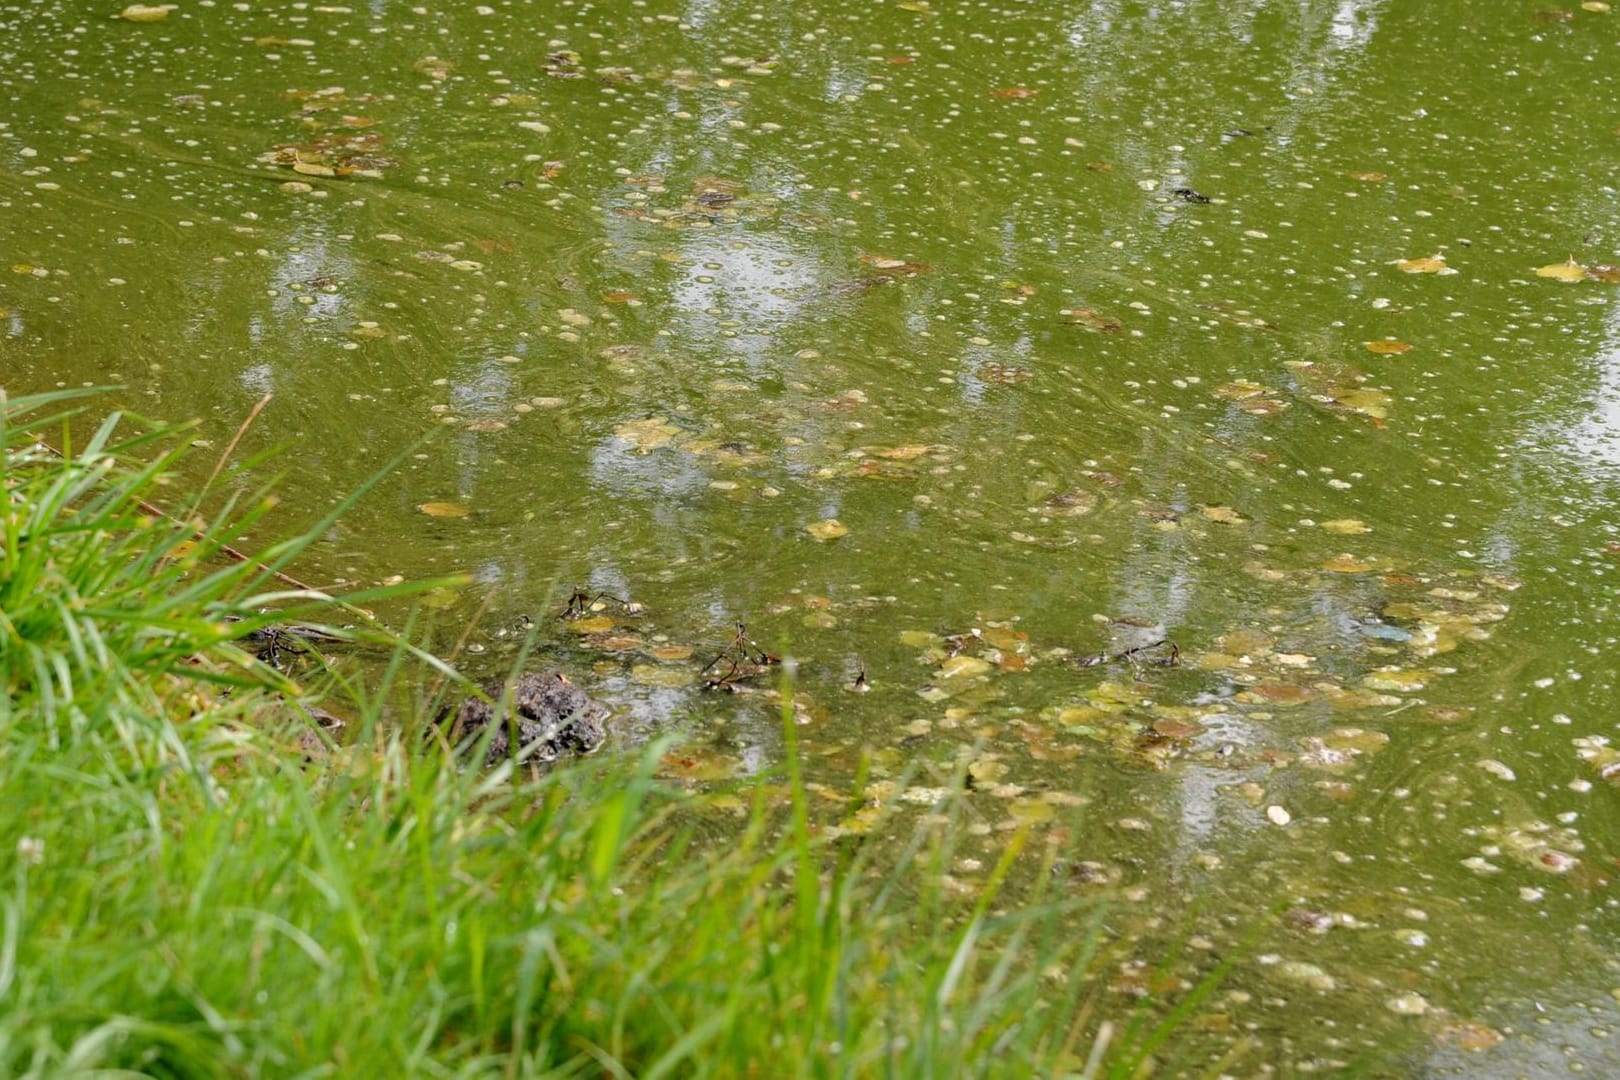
[5, 0, 1620, 1071]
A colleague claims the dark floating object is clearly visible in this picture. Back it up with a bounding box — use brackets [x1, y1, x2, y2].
[1077, 639, 1181, 668]
[701, 621, 779, 692]
[224, 615, 345, 668]
[447, 672, 609, 765]
[557, 586, 644, 621]
[1172, 188, 1211, 204]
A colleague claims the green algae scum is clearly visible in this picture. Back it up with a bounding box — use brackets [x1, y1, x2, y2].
[5, 0, 1620, 1073]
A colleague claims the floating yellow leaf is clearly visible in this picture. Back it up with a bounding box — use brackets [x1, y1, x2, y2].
[1008, 798, 1055, 822]
[806, 518, 848, 541]
[630, 663, 697, 688]
[869, 444, 934, 460]
[968, 759, 1009, 782]
[614, 416, 682, 453]
[1320, 519, 1371, 535]
[417, 501, 469, 518]
[120, 4, 175, 21]
[1395, 254, 1457, 275]
[1200, 505, 1246, 525]
[1241, 397, 1289, 415]
[980, 626, 1028, 651]
[1322, 553, 1376, 573]
[1364, 340, 1412, 355]
[1350, 171, 1387, 182]
[1212, 380, 1270, 400]
[857, 254, 931, 276]
[566, 615, 615, 634]
[1362, 668, 1428, 692]
[291, 160, 336, 177]
[1535, 259, 1588, 282]
[938, 655, 991, 679]
[1056, 705, 1107, 727]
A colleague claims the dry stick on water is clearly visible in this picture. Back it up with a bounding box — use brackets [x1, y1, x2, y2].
[204, 391, 272, 491]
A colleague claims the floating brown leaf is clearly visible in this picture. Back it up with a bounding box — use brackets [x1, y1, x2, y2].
[1061, 308, 1123, 332]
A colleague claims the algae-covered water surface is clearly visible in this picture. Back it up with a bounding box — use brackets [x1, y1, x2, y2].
[5, 0, 1620, 1071]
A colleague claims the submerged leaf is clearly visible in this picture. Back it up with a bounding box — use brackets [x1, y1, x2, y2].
[806, 518, 849, 542]
[1433, 1022, 1505, 1052]
[1333, 387, 1392, 419]
[1320, 519, 1372, 535]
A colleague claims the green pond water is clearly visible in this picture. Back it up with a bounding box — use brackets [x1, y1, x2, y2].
[6, 0, 1620, 1071]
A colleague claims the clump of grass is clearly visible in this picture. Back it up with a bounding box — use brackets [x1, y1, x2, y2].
[0, 389, 1226, 1077]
